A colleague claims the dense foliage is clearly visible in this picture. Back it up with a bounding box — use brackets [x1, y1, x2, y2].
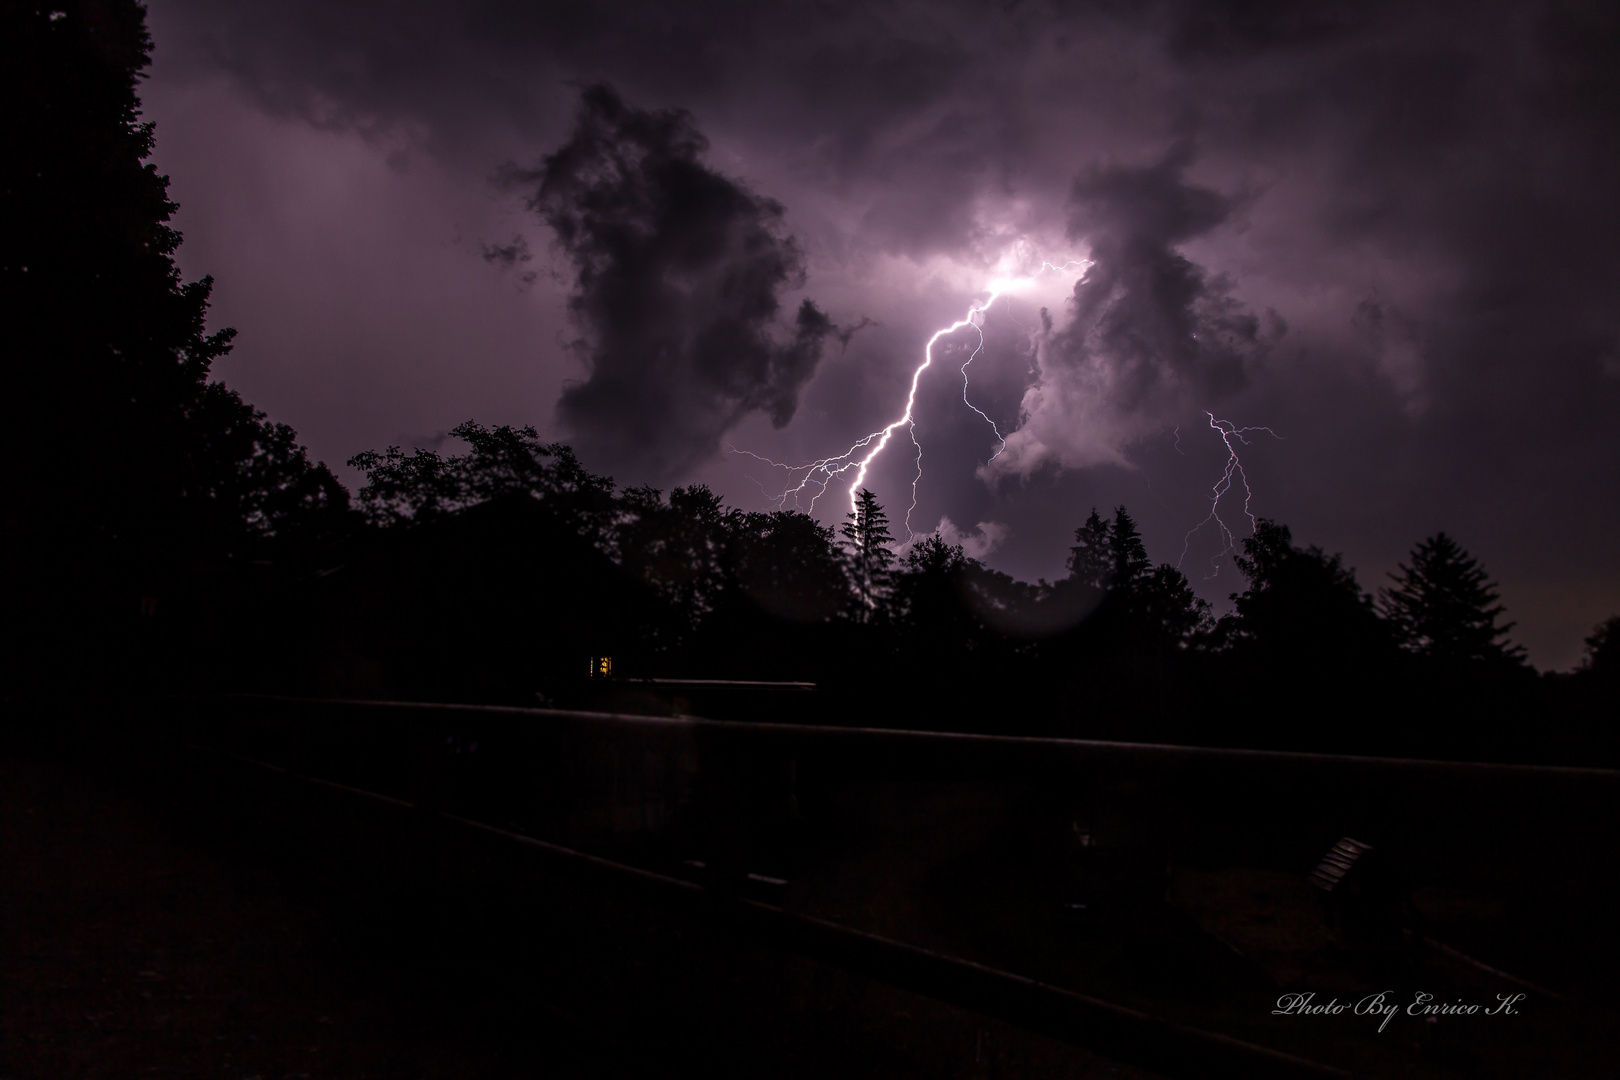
[1, 1, 348, 691]
[338, 424, 1616, 761]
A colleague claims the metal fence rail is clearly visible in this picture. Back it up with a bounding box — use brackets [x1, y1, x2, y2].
[150, 694, 1620, 1079]
[182, 734, 1357, 1080]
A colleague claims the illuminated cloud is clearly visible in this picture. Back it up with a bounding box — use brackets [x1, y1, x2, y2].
[934, 515, 1009, 561]
[987, 148, 1282, 479]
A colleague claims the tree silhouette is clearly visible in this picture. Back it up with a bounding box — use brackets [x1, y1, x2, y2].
[2, 1, 346, 690]
[1105, 507, 1154, 588]
[1057, 507, 1156, 603]
[1045, 506, 1207, 649]
[348, 421, 614, 533]
[1067, 509, 1115, 593]
[1207, 520, 1403, 747]
[693, 508, 852, 680]
[1029, 506, 1213, 736]
[725, 510, 847, 626]
[333, 414, 1601, 757]
[1135, 563, 1213, 649]
[902, 532, 967, 579]
[184, 384, 352, 555]
[892, 534, 971, 634]
[615, 483, 733, 627]
[840, 489, 895, 622]
[1224, 519, 1390, 663]
[1583, 615, 1620, 679]
[1380, 532, 1525, 668]
[887, 535, 990, 713]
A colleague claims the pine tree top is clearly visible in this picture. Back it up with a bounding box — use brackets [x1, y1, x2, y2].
[1380, 532, 1525, 666]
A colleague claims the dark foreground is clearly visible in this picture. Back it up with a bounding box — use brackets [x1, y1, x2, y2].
[1, 753, 639, 1079]
[9, 696, 1620, 1078]
[0, 741, 1160, 1079]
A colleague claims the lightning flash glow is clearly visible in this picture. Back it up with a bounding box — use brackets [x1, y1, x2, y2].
[734, 258, 1086, 535]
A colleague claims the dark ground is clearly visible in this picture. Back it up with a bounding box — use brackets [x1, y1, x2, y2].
[0, 752, 634, 1080]
[0, 747, 1163, 1079]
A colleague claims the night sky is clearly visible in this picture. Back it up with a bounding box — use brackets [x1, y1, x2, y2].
[137, 0, 1620, 669]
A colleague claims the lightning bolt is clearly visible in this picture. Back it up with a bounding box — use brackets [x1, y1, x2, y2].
[725, 440, 878, 513]
[959, 260, 1085, 464]
[1177, 412, 1282, 579]
[734, 258, 1087, 536]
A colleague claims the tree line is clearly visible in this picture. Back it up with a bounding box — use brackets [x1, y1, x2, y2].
[331, 422, 1617, 761]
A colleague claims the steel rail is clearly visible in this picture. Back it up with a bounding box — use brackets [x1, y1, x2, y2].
[191, 692, 1620, 779]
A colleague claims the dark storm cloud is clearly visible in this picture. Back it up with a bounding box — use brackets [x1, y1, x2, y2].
[990, 147, 1278, 476]
[147, 0, 1068, 253]
[500, 85, 833, 480]
[1159, 0, 1387, 58]
[480, 234, 535, 284]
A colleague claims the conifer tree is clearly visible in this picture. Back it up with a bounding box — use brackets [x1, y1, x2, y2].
[1065, 506, 1152, 594]
[1380, 533, 1524, 667]
[1059, 506, 1207, 647]
[1066, 509, 1114, 592]
[1107, 507, 1153, 589]
[2, 2, 346, 687]
[840, 488, 895, 622]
